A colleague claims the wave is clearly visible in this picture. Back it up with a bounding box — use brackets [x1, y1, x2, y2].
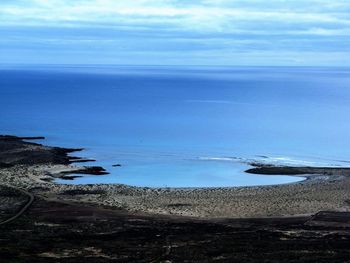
[254, 156, 322, 166]
[197, 155, 346, 167]
[197, 156, 242, 162]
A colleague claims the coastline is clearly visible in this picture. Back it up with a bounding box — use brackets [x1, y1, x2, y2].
[1, 135, 350, 262]
[1, 135, 349, 218]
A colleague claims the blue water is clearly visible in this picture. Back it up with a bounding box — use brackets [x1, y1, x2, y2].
[1, 65, 350, 187]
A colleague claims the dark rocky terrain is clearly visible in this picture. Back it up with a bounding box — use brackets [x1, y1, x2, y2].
[0, 135, 107, 175]
[247, 163, 350, 176]
[1, 194, 350, 263]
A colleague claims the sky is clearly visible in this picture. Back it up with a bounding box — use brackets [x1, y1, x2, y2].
[1, 0, 350, 66]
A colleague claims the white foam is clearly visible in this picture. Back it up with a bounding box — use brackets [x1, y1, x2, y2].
[253, 156, 331, 167]
[197, 157, 241, 162]
[198, 155, 339, 167]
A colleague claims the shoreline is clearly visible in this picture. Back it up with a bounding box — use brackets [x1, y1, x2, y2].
[2, 134, 350, 261]
[1, 135, 350, 218]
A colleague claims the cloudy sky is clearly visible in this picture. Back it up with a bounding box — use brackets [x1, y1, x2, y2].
[1, 0, 350, 66]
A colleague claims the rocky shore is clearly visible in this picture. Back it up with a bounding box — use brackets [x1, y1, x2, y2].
[1, 135, 350, 262]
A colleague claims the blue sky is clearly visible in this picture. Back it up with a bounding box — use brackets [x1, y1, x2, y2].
[1, 0, 350, 66]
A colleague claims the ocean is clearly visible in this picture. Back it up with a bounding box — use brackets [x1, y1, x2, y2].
[1, 65, 350, 187]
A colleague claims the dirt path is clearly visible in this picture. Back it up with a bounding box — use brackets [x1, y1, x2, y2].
[0, 185, 35, 225]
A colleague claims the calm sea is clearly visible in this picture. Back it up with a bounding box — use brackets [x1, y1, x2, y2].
[1, 65, 350, 187]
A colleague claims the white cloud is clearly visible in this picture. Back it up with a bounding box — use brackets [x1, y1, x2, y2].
[1, 0, 350, 65]
[1, 0, 350, 33]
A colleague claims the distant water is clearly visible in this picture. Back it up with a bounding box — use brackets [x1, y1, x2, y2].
[1, 65, 350, 187]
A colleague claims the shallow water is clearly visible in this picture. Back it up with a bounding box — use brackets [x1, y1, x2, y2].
[1, 65, 350, 187]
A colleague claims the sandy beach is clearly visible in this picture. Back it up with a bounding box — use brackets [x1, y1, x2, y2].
[1, 135, 350, 218]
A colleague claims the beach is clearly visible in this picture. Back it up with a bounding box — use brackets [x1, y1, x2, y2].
[1, 135, 349, 218]
[1, 135, 350, 262]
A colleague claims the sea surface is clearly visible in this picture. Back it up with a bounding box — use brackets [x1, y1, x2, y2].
[1, 65, 350, 187]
